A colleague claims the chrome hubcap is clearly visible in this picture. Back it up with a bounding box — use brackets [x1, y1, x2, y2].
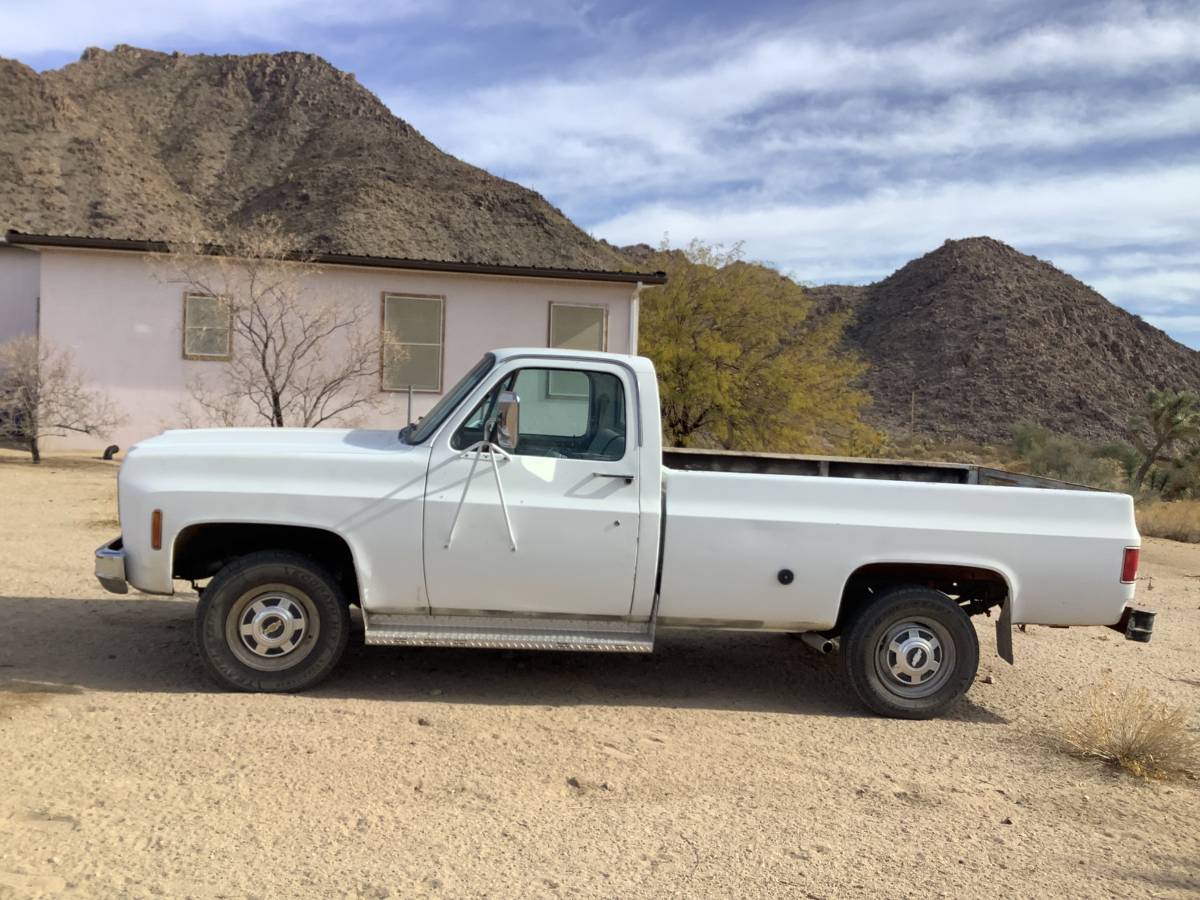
[240, 594, 307, 657]
[874, 617, 955, 699]
[225, 585, 320, 672]
[888, 626, 941, 684]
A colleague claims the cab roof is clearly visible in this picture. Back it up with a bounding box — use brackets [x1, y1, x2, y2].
[491, 347, 656, 373]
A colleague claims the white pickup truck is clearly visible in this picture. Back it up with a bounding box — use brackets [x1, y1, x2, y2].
[95, 348, 1153, 718]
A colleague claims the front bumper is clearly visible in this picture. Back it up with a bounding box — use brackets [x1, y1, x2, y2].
[95, 537, 129, 594]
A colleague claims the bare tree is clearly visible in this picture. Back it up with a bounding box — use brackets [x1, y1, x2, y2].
[159, 218, 394, 429]
[0, 335, 125, 463]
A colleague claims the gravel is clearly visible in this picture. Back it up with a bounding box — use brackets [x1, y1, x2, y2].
[1, 453, 1197, 898]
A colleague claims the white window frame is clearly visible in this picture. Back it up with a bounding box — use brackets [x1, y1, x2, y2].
[381, 292, 446, 393]
[182, 292, 232, 361]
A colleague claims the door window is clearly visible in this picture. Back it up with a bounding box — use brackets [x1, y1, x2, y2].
[453, 367, 627, 461]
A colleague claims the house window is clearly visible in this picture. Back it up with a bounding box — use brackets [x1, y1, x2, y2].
[382, 294, 444, 392]
[549, 303, 607, 352]
[183, 292, 232, 360]
[548, 304, 607, 397]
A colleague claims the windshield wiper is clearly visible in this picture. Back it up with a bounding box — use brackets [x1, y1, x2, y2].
[398, 423, 417, 443]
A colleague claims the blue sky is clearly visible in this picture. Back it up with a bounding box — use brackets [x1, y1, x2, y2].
[5, 0, 1200, 344]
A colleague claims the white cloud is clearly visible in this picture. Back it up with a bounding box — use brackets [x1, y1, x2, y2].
[0, 0, 433, 58]
[755, 89, 1200, 160]
[389, 4, 1200, 202]
[378, 2, 1200, 339]
[6, 0, 1199, 343]
[590, 164, 1200, 291]
[1145, 315, 1200, 334]
[1090, 269, 1200, 309]
[1049, 250, 1200, 276]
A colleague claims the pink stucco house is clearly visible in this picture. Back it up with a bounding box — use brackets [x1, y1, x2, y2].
[0, 232, 663, 451]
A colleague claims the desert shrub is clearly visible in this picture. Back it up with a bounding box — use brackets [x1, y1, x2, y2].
[1027, 438, 1122, 487]
[1095, 442, 1140, 478]
[1012, 423, 1051, 457]
[1060, 686, 1199, 779]
[884, 428, 1133, 492]
[883, 437, 1002, 466]
[1009, 423, 1127, 490]
[1142, 450, 1200, 500]
[1137, 500, 1200, 543]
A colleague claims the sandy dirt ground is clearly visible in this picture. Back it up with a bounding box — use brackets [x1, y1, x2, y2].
[0, 451, 1197, 899]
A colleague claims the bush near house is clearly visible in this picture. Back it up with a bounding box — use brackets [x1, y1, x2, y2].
[638, 240, 879, 455]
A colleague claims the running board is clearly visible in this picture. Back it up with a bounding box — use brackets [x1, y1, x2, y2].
[364, 614, 655, 652]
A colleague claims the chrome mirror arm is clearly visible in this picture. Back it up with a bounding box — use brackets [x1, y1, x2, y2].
[444, 441, 518, 552]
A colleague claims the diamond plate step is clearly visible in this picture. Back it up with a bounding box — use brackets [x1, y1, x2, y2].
[364, 614, 654, 652]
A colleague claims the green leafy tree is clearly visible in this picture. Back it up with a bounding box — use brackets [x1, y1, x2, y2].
[638, 240, 877, 453]
[1130, 389, 1200, 491]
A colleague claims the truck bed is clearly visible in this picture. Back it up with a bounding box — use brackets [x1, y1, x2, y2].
[662, 447, 1092, 491]
[656, 460, 1137, 630]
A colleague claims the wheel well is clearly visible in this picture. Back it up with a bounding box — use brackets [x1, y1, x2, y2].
[173, 523, 360, 606]
[835, 563, 1009, 633]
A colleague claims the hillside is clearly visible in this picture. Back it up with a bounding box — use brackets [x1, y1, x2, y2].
[0, 45, 626, 269]
[815, 237, 1200, 445]
[3, 47, 1192, 447]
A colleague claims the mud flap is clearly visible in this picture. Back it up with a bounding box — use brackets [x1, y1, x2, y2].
[995, 601, 1014, 664]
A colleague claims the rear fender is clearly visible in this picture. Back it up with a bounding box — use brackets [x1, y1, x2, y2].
[839, 557, 1019, 663]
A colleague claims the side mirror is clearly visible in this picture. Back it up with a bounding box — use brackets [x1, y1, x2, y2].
[488, 390, 520, 452]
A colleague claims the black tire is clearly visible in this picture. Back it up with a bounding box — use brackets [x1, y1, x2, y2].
[195, 550, 350, 692]
[841, 586, 979, 719]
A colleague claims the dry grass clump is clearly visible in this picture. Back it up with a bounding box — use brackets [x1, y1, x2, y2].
[1137, 500, 1200, 544]
[1060, 686, 1199, 779]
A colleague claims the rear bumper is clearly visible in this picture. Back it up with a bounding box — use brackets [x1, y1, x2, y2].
[95, 537, 128, 594]
[1108, 605, 1156, 643]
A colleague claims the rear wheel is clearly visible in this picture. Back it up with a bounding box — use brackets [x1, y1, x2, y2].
[195, 551, 350, 692]
[841, 586, 979, 719]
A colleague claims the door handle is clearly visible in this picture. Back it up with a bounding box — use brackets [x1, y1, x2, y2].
[593, 472, 636, 484]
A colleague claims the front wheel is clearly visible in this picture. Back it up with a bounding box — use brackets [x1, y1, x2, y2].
[195, 551, 350, 692]
[841, 586, 979, 719]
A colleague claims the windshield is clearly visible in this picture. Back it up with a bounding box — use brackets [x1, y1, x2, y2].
[402, 353, 496, 444]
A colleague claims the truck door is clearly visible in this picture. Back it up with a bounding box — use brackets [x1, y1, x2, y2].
[422, 361, 640, 617]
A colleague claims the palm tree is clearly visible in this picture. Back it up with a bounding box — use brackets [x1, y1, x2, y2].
[1130, 389, 1200, 491]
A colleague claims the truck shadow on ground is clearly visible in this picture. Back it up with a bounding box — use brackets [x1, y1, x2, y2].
[0, 596, 1007, 723]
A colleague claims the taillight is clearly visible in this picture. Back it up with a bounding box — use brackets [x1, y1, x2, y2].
[151, 509, 163, 550]
[1121, 547, 1139, 584]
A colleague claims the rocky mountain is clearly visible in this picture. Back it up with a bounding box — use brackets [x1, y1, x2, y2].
[0, 45, 626, 270]
[3, 48, 1191, 447]
[810, 237, 1200, 445]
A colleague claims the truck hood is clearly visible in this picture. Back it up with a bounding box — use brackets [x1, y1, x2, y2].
[116, 426, 431, 597]
[130, 427, 411, 457]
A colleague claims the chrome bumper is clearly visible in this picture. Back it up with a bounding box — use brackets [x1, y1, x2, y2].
[95, 537, 129, 594]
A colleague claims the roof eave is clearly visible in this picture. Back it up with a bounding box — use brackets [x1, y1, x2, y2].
[3, 232, 667, 285]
